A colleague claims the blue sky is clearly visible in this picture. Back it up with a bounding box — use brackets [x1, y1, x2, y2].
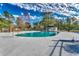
[0, 3, 42, 16]
[0, 3, 44, 25]
[0, 3, 73, 25]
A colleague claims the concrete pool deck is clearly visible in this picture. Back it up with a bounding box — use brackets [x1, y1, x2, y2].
[0, 32, 79, 56]
[0, 36, 52, 56]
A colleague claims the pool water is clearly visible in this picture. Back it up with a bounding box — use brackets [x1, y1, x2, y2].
[15, 32, 58, 37]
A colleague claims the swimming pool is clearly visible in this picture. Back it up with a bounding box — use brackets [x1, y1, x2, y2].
[15, 32, 58, 37]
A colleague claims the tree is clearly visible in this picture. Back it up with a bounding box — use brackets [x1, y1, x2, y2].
[61, 17, 78, 31]
[3, 11, 13, 19]
[55, 20, 63, 30]
[3, 11, 14, 31]
[0, 18, 12, 29]
[41, 12, 56, 27]
[3, 11, 14, 24]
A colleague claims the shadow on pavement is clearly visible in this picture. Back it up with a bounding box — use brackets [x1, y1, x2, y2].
[64, 44, 79, 54]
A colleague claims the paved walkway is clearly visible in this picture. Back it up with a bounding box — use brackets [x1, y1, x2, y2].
[49, 40, 79, 56]
[0, 32, 79, 56]
[0, 36, 51, 56]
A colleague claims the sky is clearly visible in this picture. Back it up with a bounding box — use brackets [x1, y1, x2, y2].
[0, 3, 44, 25]
[0, 3, 78, 25]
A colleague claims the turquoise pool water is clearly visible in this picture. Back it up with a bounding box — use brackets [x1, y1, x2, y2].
[15, 32, 58, 37]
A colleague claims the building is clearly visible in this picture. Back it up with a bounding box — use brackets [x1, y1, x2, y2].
[46, 26, 57, 32]
[17, 16, 24, 31]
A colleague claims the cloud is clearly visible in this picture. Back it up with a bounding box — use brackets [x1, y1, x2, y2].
[0, 4, 3, 6]
[30, 15, 41, 20]
[13, 15, 19, 17]
[11, 3, 79, 20]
